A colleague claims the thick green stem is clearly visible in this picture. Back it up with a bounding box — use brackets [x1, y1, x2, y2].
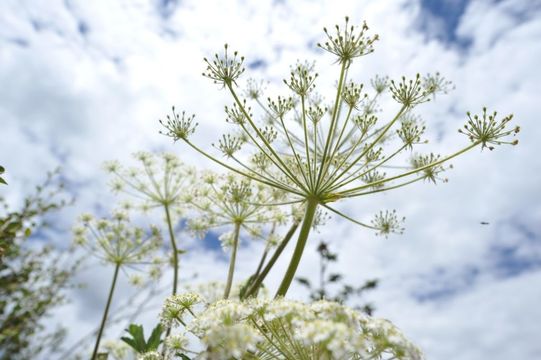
[275, 198, 318, 298]
[243, 221, 299, 299]
[164, 203, 179, 296]
[224, 222, 241, 299]
[91, 263, 120, 360]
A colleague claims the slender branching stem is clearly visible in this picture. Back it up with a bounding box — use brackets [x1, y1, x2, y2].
[224, 222, 241, 299]
[324, 105, 407, 189]
[91, 262, 120, 360]
[243, 221, 299, 298]
[164, 203, 179, 295]
[228, 84, 309, 192]
[324, 143, 408, 194]
[275, 198, 319, 297]
[321, 203, 377, 229]
[300, 95, 313, 189]
[184, 139, 304, 195]
[316, 62, 347, 188]
[339, 142, 480, 196]
[327, 105, 354, 165]
[277, 113, 311, 187]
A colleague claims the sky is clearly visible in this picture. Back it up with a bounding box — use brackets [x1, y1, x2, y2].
[1, 0, 541, 359]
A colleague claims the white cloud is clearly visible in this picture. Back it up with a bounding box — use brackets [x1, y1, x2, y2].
[1, 0, 540, 359]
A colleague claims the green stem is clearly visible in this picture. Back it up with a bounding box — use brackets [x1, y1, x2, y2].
[275, 198, 318, 298]
[338, 141, 480, 195]
[224, 222, 241, 299]
[315, 63, 347, 188]
[164, 203, 179, 296]
[243, 221, 299, 299]
[91, 263, 120, 360]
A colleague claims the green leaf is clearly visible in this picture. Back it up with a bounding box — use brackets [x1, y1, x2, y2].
[295, 277, 311, 288]
[120, 336, 138, 351]
[328, 273, 342, 283]
[146, 324, 163, 351]
[0, 177, 7, 185]
[178, 354, 191, 360]
[122, 324, 147, 353]
[24, 228, 32, 237]
[0, 165, 4, 173]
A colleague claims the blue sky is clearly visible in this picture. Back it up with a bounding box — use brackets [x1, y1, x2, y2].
[1, 0, 541, 359]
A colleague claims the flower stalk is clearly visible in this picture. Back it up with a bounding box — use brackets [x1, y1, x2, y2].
[275, 197, 319, 297]
[242, 221, 299, 299]
[224, 222, 241, 299]
[91, 262, 120, 360]
[164, 203, 179, 296]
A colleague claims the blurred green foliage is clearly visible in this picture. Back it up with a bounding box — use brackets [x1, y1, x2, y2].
[0, 169, 81, 360]
[296, 241, 378, 315]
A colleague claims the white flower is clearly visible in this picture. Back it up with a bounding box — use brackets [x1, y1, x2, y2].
[165, 333, 189, 351]
[160, 292, 203, 327]
[203, 323, 262, 360]
[137, 351, 162, 360]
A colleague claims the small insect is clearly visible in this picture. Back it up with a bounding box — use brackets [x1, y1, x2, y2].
[480, 221, 490, 225]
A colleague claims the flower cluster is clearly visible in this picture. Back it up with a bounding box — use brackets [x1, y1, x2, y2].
[159, 107, 198, 141]
[161, 294, 423, 360]
[160, 16, 519, 298]
[73, 211, 161, 267]
[160, 292, 203, 328]
[318, 17, 379, 65]
[187, 172, 286, 244]
[104, 152, 195, 211]
[459, 107, 519, 150]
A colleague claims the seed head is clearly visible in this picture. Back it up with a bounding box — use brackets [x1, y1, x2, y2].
[203, 44, 245, 87]
[411, 153, 448, 184]
[307, 105, 327, 124]
[422, 72, 454, 98]
[244, 78, 266, 100]
[268, 96, 294, 119]
[318, 17, 379, 66]
[159, 107, 198, 141]
[354, 114, 378, 135]
[361, 170, 386, 190]
[397, 114, 426, 149]
[459, 107, 519, 150]
[225, 101, 251, 125]
[371, 210, 405, 237]
[284, 62, 318, 97]
[342, 81, 366, 109]
[390, 74, 429, 107]
[370, 75, 389, 94]
[215, 134, 244, 158]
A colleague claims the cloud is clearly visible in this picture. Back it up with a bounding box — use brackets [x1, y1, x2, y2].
[1, 0, 540, 359]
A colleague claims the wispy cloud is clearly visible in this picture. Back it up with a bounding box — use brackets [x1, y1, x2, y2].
[1, 0, 540, 359]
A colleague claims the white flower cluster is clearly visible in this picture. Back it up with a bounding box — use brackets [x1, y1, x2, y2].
[160, 293, 423, 359]
[185, 280, 269, 304]
[137, 351, 162, 360]
[159, 292, 203, 328]
[73, 211, 161, 267]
